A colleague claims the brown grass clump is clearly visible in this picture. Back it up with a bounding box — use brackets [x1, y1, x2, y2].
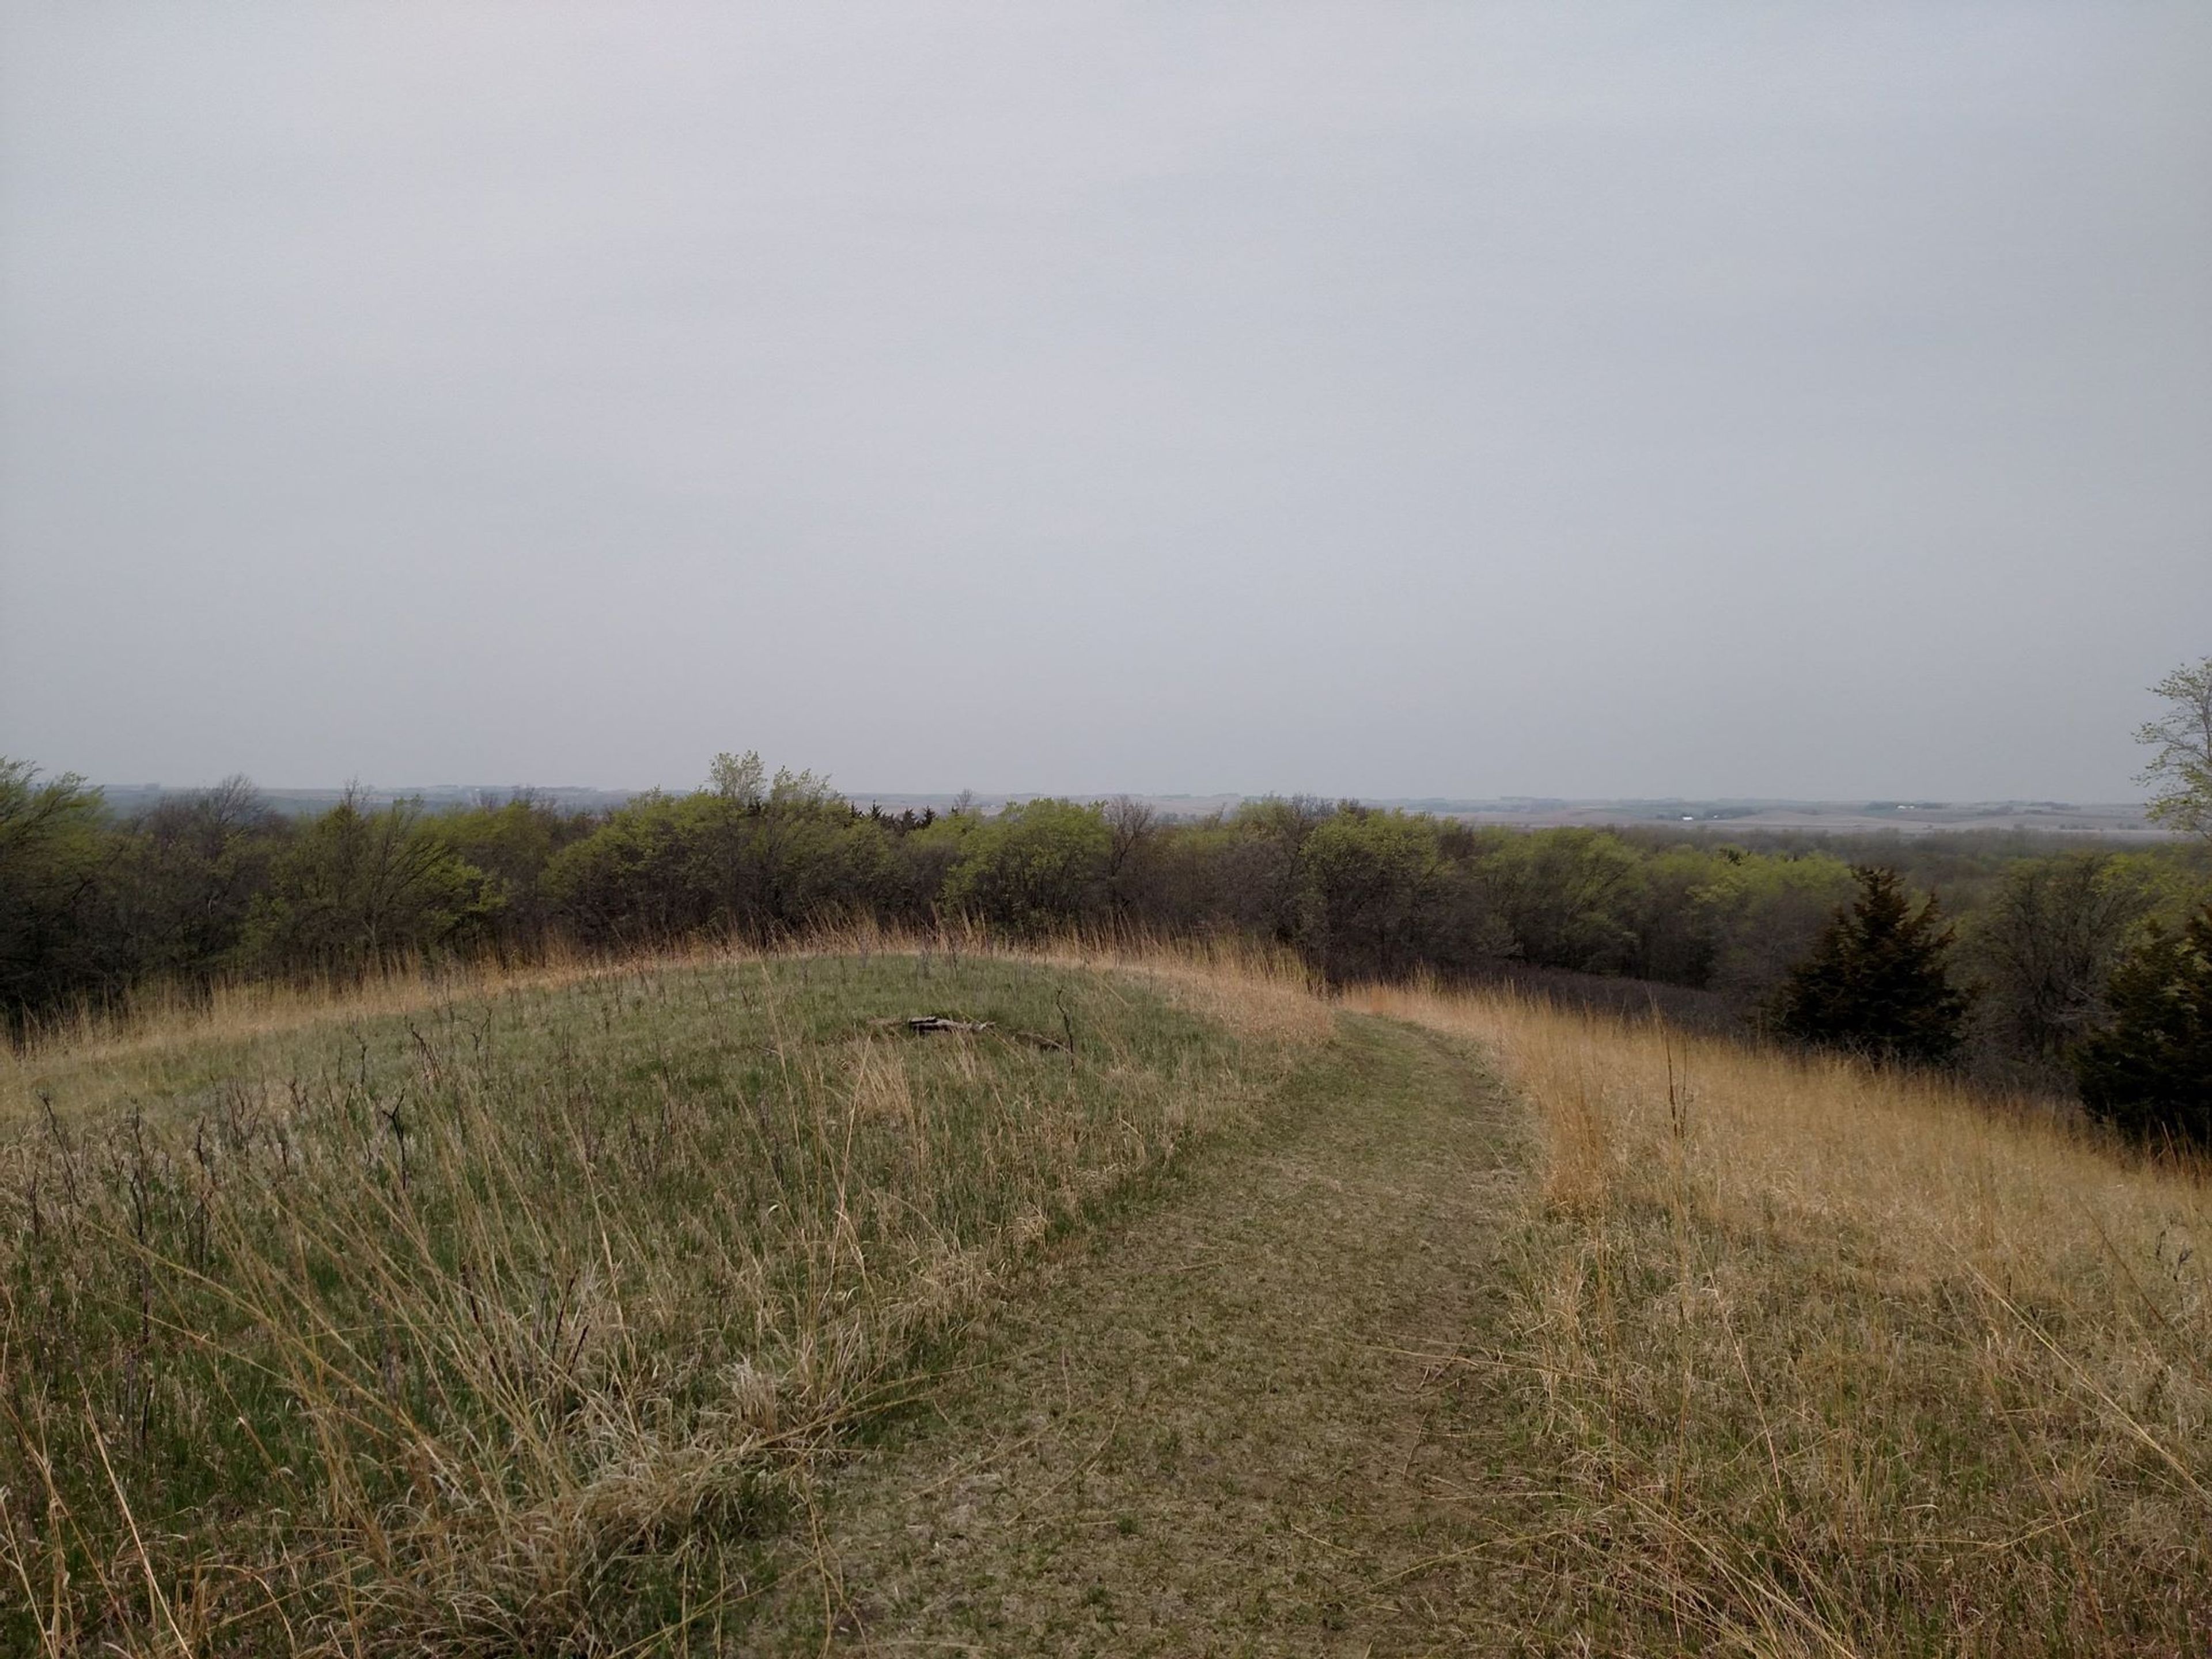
[1352, 980, 2212, 1656]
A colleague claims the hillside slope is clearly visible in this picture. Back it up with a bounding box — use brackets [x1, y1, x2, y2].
[6, 946, 2209, 1656]
[1356, 982, 2212, 1656]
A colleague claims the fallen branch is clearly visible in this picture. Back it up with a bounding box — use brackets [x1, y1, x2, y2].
[877, 1016, 1067, 1051]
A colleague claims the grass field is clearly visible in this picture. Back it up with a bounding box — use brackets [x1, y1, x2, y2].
[0, 939, 1323, 1655]
[4, 941, 2209, 1654]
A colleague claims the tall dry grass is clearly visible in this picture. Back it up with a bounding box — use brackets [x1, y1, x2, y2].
[1354, 980, 2212, 1656]
[0, 936, 1322, 1656]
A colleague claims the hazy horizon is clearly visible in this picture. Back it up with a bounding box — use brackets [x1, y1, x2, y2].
[5, 4, 2208, 801]
[76, 778, 2155, 816]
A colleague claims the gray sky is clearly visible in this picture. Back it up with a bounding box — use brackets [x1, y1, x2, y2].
[3, 3, 2207, 801]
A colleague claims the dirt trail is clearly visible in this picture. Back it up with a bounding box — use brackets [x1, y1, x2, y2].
[758, 1016, 1554, 1656]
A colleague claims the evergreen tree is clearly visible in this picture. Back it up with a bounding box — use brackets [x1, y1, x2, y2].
[2073, 906, 2212, 1148]
[1774, 865, 1969, 1064]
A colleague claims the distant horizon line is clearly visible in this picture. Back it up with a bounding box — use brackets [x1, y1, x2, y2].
[81, 780, 2153, 814]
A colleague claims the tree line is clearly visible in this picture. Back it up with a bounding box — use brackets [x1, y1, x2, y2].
[8, 659, 2212, 1139]
[6, 745, 2208, 1133]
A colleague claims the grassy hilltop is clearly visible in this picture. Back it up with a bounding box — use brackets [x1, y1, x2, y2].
[1, 940, 1324, 1654]
[3, 941, 2209, 1654]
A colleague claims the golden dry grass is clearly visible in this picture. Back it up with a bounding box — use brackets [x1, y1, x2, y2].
[1351, 980, 2212, 1656]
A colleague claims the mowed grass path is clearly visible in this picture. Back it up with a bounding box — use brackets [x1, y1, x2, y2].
[754, 1017, 1560, 1655]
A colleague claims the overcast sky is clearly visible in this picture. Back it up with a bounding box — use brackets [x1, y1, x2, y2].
[2, 3, 2206, 801]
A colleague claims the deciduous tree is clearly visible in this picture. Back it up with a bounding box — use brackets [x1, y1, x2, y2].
[0, 759, 109, 1025]
[1969, 853, 2153, 1061]
[245, 790, 498, 974]
[2136, 656, 2212, 840]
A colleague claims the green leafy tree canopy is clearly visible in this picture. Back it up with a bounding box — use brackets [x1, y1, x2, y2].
[2136, 656, 2212, 840]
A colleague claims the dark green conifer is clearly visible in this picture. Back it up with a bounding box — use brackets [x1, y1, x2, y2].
[2074, 906, 2212, 1148]
[1773, 865, 1969, 1065]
